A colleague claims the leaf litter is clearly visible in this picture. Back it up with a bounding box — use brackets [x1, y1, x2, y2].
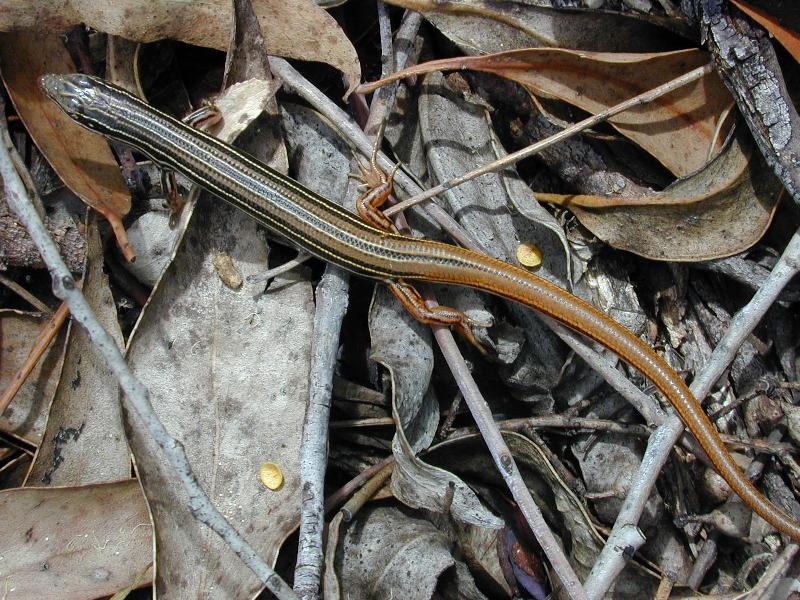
[0, 1, 799, 599]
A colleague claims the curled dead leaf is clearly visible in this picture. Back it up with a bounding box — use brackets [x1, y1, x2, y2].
[536, 130, 782, 262]
[360, 48, 733, 177]
[382, 0, 692, 52]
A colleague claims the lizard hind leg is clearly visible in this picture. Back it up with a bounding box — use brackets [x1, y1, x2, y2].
[388, 279, 490, 355]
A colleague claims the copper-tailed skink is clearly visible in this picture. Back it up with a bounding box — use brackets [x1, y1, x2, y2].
[39, 73, 800, 542]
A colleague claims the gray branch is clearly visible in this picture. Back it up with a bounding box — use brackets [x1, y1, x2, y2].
[0, 97, 297, 600]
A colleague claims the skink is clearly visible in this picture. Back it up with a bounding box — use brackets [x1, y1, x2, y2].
[40, 73, 800, 542]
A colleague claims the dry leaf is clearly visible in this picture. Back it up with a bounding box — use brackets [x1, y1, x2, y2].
[383, 0, 691, 52]
[24, 219, 129, 486]
[0, 311, 66, 443]
[360, 48, 733, 177]
[0, 0, 360, 94]
[333, 505, 486, 600]
[370, 286, 502, 529]
[121, 83, 309, 598]
[535, 130, 781, 261]
[0, 31, 134, 260]
[0, 479, 152, 599]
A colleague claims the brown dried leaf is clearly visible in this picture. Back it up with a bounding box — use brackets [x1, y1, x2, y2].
[0, 31, 134, 260]
[333, 505, 486, 600]
[0, 0, 360, 94]
[385, 0, 691, 53]
[0, 480, 152, 599]
[536, 131, 781, 261]
[360, 48, 733, 177]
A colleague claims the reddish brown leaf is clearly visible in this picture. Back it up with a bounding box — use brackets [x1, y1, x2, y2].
[359, 48, 733, 177]
[535, 131, 781, 261]
[0, 31, 134, 260]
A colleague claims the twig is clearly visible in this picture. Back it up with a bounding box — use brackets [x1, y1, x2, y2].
[425, 292, 588, 600]
[293, 11, 422, 600]
[686, 531, 720, 590]
[383, 63, 713, 216]
[0, 272, 51, 313]
[0, 95, 297, 600]
[340, 461, 394, 522]
[324, 455, 395, 515]
[329, 417, 395, 429]
[0, 300, 70, 415]
[294, 265, 350, 600]
[584, 422, 680, 600]
[449, 415, 654, 438]
[584, 227, 800, 598]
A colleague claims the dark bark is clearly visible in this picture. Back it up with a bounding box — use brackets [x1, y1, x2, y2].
[684, 0, 800, 203]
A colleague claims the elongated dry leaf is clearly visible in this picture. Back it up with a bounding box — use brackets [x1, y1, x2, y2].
[25, 218, 129, 486]
[0, 479, 152, 600]
[0, 0, 360, 94]
[370, 285, 502, 529]
[536, 130, 781, 261]
[361, 48, 732, 177]
[0, 31, 134, 260]
[383, 0, 690, 52]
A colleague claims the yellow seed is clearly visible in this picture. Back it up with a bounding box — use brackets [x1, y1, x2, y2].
[516, 243, 543, 268]
[259, 462, 284, 491]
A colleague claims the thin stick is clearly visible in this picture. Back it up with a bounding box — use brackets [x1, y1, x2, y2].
[584, 227, 800, 599]
[384, 63, 713, 217]
[294, 264, 350, 600]
[0, 273, 51, 313]
[0, 95, 298, 600]
[340, 461, 394, 522]
[424, 291, 588, 600]
[323, 455, 395, 515]
[293, 10, 423, 600]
